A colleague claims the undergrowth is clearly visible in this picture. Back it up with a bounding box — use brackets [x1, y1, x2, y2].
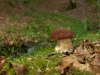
[0, 10, 100, 75]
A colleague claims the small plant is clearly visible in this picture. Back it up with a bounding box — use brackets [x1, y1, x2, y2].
[10, 14, 20, 22]
[97, 0, 100, 26]
[82, 16, 93, 31]
[6, 0, 15, 7]
[23, 10, 34, 16]
[18, 0, 30, 4]
[23, 10, 29, 16]
[67, 0, 77, 10]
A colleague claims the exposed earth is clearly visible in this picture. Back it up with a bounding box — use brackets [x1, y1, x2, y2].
[0, 0, 99, 28]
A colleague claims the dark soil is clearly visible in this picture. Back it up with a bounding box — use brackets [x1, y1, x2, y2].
[0, 0, 99, 27]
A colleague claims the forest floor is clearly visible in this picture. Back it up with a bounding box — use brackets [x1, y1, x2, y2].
[0, 1, 100, 75]
[0, 0, 100, 39]
[0, 0, 99, 26]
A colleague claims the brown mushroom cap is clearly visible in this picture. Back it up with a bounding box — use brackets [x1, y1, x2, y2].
[50, 28, 75, 41]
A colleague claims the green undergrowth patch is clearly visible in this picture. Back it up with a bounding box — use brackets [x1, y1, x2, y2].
[6, 0, 15, 7]
[19, 0, 44, 6]
[84, 0, 97, 5]
[3, 46, 61, 75]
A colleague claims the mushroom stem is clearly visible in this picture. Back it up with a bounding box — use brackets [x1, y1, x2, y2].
[55, 38, 73, 54]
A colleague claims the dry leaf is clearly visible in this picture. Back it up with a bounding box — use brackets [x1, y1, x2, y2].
[57, 40, 100, 75]
[57, 55, 92, 74]
[96, 73, 100, 75]
[0, 71, 7, 75]
[56, 55, 73, 74]
[9, 62, 28, 75]
[0, 56, 6, 70]
[90, 55, 100, 71]
[73, 40, 97, 63]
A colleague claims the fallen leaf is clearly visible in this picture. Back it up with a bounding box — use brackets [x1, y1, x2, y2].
[0, 71, 7, 75]
[0, 56, 6, 70]
[9, 62, 28, 75]
[90, 55, 100, 71]
[96, 73, 100, 75]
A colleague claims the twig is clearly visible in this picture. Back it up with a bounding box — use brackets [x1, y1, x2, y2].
[17, 0, 24, 10]
[46, 60, 51, 71]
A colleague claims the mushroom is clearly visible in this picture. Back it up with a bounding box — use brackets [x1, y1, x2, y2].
[50, 28, 75, 54]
